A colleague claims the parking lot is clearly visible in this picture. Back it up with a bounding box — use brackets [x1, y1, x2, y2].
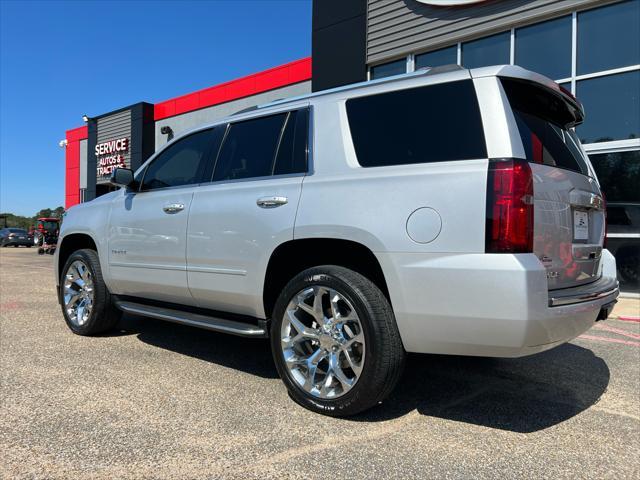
[1, 246, 638, 479]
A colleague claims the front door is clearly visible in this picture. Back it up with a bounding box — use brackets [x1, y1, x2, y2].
[108, 128, 216, 305]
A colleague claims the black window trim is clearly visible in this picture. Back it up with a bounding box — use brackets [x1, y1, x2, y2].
[203, 106, 311, 186]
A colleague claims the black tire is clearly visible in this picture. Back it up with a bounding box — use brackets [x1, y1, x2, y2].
[59, 248, 122, 335]
[270, 265, 406, 417]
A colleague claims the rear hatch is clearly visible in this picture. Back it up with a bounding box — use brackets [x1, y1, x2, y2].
[501, 78, 606, 290]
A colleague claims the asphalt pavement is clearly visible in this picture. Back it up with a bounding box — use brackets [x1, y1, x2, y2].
[1, 247, 639, 479]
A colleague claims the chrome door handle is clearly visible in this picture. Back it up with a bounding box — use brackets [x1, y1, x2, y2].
[163, 203, 185, 214]
[257, 196, 288, 208]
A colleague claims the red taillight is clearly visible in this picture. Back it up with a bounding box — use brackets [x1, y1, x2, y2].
[485, 159, 534, 253]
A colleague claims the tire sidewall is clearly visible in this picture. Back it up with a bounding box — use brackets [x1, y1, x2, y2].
[60, 250, 107, 335]
[270, 267, 389, 416]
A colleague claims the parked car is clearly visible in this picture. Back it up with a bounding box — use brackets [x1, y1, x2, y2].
[0, 228, 32, 247]
[54, 65, 619, 416]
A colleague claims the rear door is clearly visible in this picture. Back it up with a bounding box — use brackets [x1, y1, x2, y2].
[108, 128, 215, 304]
[187, 108, 309, 317]
[502, 78, 606, 290]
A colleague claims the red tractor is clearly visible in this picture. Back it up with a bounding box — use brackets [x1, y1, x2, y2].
[31, 217, 60, 248]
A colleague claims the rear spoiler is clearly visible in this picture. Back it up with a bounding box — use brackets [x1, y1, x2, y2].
[471, 65, 585, 128]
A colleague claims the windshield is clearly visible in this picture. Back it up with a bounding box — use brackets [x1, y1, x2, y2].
[40, 221, 58, 230]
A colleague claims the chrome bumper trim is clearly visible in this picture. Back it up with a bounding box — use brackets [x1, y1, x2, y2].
[548, 277, 619, 307]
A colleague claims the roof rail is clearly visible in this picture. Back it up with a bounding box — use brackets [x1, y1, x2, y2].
[417, 64, 465, 75]
[257, 67, 445, 110]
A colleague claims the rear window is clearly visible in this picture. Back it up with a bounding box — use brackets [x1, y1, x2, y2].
[9, 228, 26, 234]
[501, 78, 590, 176]
[346, 80, 487, 168]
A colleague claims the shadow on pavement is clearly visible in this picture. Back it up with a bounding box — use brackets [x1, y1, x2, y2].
[359, 344, 610, 432]
[118, 314, 609, 432]
[119, 314, 278, 379]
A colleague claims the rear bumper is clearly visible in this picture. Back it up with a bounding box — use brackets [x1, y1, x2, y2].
[548, 275, 619, 307]
[377, 249, 619, 357]
[3, 240, 32, 246]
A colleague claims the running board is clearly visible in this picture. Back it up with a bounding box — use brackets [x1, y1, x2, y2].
[114, 300, 268, 338]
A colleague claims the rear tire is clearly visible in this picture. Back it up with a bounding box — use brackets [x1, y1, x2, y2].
[270, 265, 405, 417]
[60, 249, 122, 335]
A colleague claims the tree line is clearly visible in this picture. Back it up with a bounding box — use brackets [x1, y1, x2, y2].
[0, 207, 65, 230]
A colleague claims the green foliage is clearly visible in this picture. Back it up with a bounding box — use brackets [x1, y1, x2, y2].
[0, 206, 65, 230]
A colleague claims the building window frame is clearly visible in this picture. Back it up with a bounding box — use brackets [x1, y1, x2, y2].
[366, 2, 640, 151]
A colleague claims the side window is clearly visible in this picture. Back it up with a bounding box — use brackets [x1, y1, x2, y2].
[273, 109, 309, 175]
[141, 129, 213, 191]
[346, 80, 487, 167]
[213, 113, 287, 182]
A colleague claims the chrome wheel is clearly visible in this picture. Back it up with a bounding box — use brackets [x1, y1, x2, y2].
[63, 260, 94, 326]
[281, 286, 365, 399]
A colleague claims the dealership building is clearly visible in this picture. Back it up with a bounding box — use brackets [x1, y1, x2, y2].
[63, 0, 639, 291]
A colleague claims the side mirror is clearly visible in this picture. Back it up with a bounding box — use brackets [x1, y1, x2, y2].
[110, 168, 135, 189]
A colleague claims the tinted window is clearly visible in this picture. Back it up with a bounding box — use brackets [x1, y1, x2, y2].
[462, 32, 510, 69]
[273, 109, 309, 175]
[371, 59, 406, 80]
[141, 129, 213, 191]
[346, 80, 487, 168]
[502, 78, 589, 175]
[513, 111, 588, 175]
[8, 228, 26, 234]
[577, 0, 640, 75]
[415, 46, 458, 69]
[576, 71, 640, 144]
[515, 16, 571, 80]
[213, 113, 287, 182]
[589, 150, 640, 204]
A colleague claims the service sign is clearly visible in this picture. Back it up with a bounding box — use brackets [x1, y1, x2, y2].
[96, 137, 129, 178]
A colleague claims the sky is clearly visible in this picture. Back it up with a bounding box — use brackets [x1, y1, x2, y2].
[0, 0, 312, 216]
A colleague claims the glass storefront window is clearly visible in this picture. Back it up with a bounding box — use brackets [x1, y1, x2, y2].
[371, 59, 406, 80]
[461, 32, 510, 69]
[589, 150, 640, 292]
[576, 71, 640, 144]
[415, 45, 458, 69]
[515, 16, 571, 80]
[590, 150, 640, 204]
[577, 0, 640, 75]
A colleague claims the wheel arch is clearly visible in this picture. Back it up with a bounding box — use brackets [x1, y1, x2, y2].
[262, 238, 391, 319]
[57, 233, 99, 282]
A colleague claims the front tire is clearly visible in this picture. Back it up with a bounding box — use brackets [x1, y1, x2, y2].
[270, 265, 405, 417]
[60, 249, 121, 335]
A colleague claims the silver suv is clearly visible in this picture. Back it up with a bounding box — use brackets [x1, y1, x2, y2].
[55, 65, 619, 416]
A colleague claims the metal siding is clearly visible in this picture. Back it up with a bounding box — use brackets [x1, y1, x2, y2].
[367, 0, 617, 64]
[96, 109, 131, 184]
[154, 81, 312, 150]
